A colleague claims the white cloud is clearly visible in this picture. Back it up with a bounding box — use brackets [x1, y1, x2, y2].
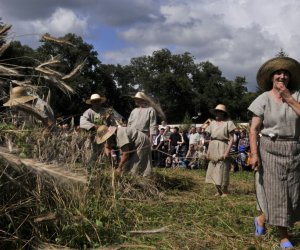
[3, 0, 300, 91]
[28, 8, 88, 36]
[114, 0, 300, 90]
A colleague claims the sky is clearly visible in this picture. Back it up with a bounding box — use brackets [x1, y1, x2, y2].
[1, 0, 300, 92]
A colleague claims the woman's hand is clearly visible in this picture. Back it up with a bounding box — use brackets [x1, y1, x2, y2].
[278, 85, 292, 101]
[250, 154, 261, 171]
[277, 82, 292, 101]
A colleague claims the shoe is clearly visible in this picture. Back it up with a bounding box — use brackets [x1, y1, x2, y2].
[254, 217, 265, 236]
[221, 193, 228, 197]
[280, 240, 293, 249]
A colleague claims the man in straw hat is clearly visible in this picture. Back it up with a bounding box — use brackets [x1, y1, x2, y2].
[127, 92, 157, 140]
[248, 56, 300, 249]
[3, 86, 55, 129]
[80, 93, 124, 163]
[80, 93, 124, 131]
[96, 125, 152, 177]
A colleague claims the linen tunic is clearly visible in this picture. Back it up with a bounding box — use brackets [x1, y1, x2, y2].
[80, 107, 123, 130]
[248, 91, 300, 227]
[127, 106, 157, 135]
[205, 120, 236, 186]
[116, 127, 152, 177]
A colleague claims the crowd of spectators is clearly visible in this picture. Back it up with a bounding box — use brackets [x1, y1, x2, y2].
[151, 121, 250, 171]
[151, 122, 210, 169]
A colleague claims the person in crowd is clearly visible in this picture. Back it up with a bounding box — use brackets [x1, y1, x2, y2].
[177, 128, 189, 159]
[238, 129, 249, 149]
[96, 125, 152, 176]
[169, 126, 181, 155]
[188, 125, 201, 147]
[184, 144, 199, 169]
[205, 104, 236, 197]
[80, 93, 123, 131]
[127, 92, 157, 139]
[229, 128, 239, 153]
[186, 125, 200, 158]
[3, 86, 56, 130]
[152, 127, 166, 167]
[248, 56, 300, 249]
[163, 125, 172, 153]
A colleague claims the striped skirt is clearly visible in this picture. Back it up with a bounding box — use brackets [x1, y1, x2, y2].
[256, 136, 300, 227]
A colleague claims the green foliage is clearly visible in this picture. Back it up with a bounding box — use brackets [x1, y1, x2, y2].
[2, 28, 258, 124]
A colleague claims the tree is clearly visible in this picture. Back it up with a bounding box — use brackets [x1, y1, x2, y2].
[275, 48, 288, 57]
[35, 33, 104, 121]
[129, 49, 198, 123]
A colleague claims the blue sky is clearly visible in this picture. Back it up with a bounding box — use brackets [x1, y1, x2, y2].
[1, 0, 300, 91]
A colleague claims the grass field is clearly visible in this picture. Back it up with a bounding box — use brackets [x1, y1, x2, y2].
[113, 168, 300, 250]
[1, 159, 300, 249]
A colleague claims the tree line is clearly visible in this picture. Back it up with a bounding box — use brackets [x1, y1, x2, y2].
[1, 26, 259, 124]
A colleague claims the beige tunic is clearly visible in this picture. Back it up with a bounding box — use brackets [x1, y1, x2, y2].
[205, 120, 236, 186]
[117, 127, 152, 177]
[127, 106, 157, 135]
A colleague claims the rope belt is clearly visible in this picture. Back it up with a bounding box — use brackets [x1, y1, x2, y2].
[211, 138, 228, 143]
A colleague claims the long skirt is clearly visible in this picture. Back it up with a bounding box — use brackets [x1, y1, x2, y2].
[205, 158, 231, 186]
[256, 136, 300, 227]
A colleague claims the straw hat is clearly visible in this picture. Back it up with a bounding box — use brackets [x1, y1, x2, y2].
[256, 56, 300, 91]
[96, 125, 117, 144]
[85, 93, 107, 105]
[131, 92, 150, 103]
[3, 86, 37, 107]
[209, 104, 228, 116]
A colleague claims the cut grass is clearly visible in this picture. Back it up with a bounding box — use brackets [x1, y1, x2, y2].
[117, 168, 300, 250]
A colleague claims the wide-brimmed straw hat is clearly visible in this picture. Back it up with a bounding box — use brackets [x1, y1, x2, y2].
[3, 86, 37, 107]
[209, 104, 228, 116]
[96, 125, 117, 144]
[131, 92, 150, 103]
[85, 93, 107, 105]
[256, 56, 300, 91]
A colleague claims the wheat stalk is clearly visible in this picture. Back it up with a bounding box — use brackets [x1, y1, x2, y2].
[41, 34, 75, 47]
[62, 58, 86, 80]
[0, 65, 20, 76]
[37, 57, 61, 68]
[0, 24, 12, 36]
[41, 75, 75, 94]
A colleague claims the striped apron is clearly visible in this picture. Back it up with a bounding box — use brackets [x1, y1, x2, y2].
[256, 136, 300, 227]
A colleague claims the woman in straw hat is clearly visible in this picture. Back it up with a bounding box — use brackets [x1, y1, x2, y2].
[80, 93, 124, 131]
[127, 92, 157, 139]
[205, 104, 236, 197]
[248, 56, 300, 249]
[96, 125, 152, 177]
